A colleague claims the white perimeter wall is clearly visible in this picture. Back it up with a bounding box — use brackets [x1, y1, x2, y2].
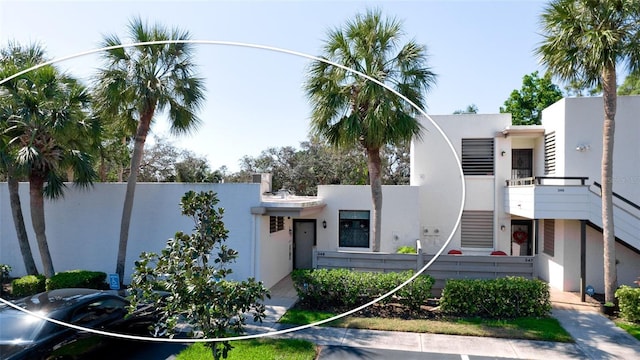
[0, 183, 263, 285]
[315, 185, 421, 253]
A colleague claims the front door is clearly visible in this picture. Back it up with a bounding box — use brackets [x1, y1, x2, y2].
[512, 149, 533, 179]
[511, 220, 533, 256]
[294, 220, 315, 269]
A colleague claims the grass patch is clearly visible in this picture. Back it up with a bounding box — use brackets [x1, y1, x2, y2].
[280, 309, 573, 343]
[615, 320, 640, 341]
[176, 338, 316, 360]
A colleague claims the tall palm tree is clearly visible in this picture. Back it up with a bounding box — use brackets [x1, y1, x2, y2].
[536, 0, 640, 303]
[3, 59, 96, 278]
[305, 9, 436, 251]
[94, 17, 205, 282]
[0, 42, 48, 276]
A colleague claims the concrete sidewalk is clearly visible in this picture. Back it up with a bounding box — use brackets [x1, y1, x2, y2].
[241, 276, 640, 359]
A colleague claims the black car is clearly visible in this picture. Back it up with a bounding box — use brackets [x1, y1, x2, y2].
[0, 288, 161, 360]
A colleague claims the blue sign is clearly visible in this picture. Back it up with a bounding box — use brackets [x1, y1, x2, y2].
[108, 273, 120, 290]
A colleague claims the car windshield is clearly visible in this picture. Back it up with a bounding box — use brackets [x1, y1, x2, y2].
[0, 308, 47, 344]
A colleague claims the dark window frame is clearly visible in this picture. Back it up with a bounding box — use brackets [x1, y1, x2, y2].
[462, 138, 495, 175]
[338, 210, 370, 248]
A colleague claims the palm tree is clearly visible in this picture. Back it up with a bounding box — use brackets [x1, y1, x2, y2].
[3, 57, 96, 278]
[0, 42, 47, 276]
[304, 9, 436, 251]
[93, 17, 205, 282]
[536, 0, 640, 303]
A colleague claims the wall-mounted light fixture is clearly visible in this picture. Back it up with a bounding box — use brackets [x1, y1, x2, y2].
[501, 150, 506, 157]
[500, 225, 506, 231]
[289, 228, 292, 235]
[322, 220, 327, 229]
[576, 144, 591, 152]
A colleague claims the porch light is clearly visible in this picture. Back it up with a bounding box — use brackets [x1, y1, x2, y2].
[322, 220, 327, 229]
[501, 150, 506, 157]
[500, 225, 506, 231]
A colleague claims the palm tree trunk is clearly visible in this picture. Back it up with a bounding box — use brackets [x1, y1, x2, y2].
[601, 65, 617, 303]
[116, 112, 153, 283]
[29, 175, 54, 278]
[7, 169, 39, 275]
[367, 147, 383, 252]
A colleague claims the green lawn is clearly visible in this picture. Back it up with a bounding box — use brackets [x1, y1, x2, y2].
[615, 319, 640, 341]
[279, 308, 573, 343]
[176, 339, 316, 360]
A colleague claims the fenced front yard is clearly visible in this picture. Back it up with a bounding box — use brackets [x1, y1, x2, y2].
[313, 249, 536, 295]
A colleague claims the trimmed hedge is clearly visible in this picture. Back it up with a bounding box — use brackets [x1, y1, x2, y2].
[292, 268, 433, 311]
[439, 277, 551, 318]
[46, 270, 108, 290]
[616, 285, 640, 323]
[12, 275, 47, 297]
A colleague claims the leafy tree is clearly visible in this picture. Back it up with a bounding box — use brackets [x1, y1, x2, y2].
[0, 42, 43, 275]
[500, 71, 563, 125]
[453, 104, 478, 114]
[304, 9, 436, 251]
[137, 136, 181, 182]
[536, 0, 640, 303]
[618, 71, 640, 95]
[175, 151, 220, 183]
[2, 49, 97, 277]
[94, 17, 206, 282]
[128, 190, 269, 360]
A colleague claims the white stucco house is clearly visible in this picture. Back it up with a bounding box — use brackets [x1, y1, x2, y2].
[1, 96, 638, 294]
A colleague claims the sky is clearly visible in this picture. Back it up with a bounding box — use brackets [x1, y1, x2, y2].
[0, 0, 548, 173]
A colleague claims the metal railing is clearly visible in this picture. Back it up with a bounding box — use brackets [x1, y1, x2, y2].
[505, 176, 589, 187]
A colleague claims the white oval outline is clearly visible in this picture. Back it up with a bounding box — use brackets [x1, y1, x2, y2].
[0, 40, 466, 343]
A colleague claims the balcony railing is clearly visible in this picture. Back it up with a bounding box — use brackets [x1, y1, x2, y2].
[506, 176, 589, 187]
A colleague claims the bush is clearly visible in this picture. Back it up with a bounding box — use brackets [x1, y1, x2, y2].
[46, 270, 107, 290]
[291, 268, 433, 311]
[616, 285, 640, 323]
[12, 275, 47, 297]
[439, 277, 551, 318]
[396, 246, 416, 254]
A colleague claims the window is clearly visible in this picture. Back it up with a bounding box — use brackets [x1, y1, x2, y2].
[462, 138, 494, 175]
[461, 210, 494, 248]
[544, 132, 556, 175]
[269, 216, 284, 233]
[339, 210, 370, 248]
[543, 219, 555, 256]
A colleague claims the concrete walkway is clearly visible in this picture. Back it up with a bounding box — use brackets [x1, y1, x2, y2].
[241, 275, 640, 359]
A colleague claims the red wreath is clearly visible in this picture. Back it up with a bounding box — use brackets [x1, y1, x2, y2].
[512, 231, 528, 245]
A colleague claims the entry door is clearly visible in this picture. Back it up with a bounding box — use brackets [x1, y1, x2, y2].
[294, 220, 316, 269]
[512, 149, 533, 179]
[511, 220, 533, 256]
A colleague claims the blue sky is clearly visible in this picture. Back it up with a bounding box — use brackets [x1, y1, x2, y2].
[0, 0, 547, 172]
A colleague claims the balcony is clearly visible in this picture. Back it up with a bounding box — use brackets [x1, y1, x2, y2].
[504, 177, 590, 219]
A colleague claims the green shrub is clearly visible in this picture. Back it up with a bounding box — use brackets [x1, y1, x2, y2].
[439, 277, 551, 318]
[291, 268, 433, 311]
[46, 270, 107, 290]
[12, 275, 46, 297]
[616, 285, 640, 323]
[396, 246, 416, 254]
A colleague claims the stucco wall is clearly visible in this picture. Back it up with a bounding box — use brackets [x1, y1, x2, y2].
[542, 96, 640, 203]
[0, 183, 262, 284]
[257, 215, 293, 289]
[411, 113, 513, 254]
[315, 185, 421, 253]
